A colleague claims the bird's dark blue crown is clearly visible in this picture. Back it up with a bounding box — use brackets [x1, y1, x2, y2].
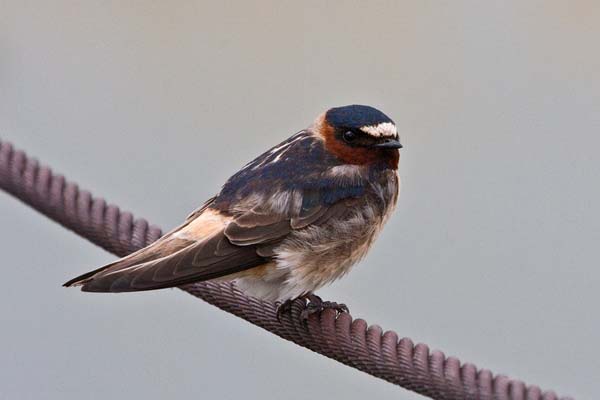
[325, 105, 394, 129]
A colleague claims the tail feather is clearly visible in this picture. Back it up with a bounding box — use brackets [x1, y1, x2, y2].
[63, 263, 116, 288]
[63, 236, 193, 290]
[63, 201, 270, 293]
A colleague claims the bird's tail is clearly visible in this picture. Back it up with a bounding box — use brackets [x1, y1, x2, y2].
[63, 234, 192, 291]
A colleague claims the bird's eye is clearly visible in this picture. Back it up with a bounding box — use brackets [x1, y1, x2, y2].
[343, 131, 356, 143]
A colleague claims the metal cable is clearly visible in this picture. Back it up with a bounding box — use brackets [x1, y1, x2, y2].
[0, 139, 572, 400]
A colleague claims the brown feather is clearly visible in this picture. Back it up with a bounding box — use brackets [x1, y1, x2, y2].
[66, 196, 292, 292]
[66, 182, 375, 294]
[224, 220, 290, 245]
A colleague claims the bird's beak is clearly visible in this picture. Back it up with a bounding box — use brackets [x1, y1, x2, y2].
[372, 138, 403, 149]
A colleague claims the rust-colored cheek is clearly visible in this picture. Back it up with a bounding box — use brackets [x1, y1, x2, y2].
[387, 150, 399, 170]
[321, 122, 400, 169]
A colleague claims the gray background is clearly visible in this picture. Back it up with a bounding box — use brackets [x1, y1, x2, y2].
[1, 2, 598, 399]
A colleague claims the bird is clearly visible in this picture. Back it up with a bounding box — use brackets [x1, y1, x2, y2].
[64, 104, 403, 317]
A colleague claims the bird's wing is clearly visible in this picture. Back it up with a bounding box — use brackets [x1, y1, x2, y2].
[64, 193, 358, 293]
[64, 131, 368, 293]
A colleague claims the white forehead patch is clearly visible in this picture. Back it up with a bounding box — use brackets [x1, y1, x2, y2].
[359, 122, 397, 138]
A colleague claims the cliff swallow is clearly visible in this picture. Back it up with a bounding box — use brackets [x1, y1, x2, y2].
[65, 105, 402, 317]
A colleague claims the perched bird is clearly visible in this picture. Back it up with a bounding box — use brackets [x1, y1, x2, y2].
[65, 105, 402, 316]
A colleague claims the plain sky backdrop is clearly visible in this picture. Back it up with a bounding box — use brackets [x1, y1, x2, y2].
[1, 2, 599, 399]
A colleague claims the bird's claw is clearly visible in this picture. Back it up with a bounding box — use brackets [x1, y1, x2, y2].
[300, 300, 348, 321]
[300, 294, 348, 322]
[276, 293, 349, 323]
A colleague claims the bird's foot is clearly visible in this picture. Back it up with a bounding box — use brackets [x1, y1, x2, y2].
[276, 293, 349, 323]
[300, 293, 349, 322]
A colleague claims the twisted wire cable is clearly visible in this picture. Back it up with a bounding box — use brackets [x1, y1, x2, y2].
[0, 139, 572, 400]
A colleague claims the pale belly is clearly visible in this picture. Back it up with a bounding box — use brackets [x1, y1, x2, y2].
[229, 202, 393, 302]
[227, 169, 399, 302]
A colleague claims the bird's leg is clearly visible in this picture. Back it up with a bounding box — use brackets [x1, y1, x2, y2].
[300, 293, 349, 321]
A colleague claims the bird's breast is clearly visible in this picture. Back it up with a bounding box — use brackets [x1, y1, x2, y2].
[275, 176, 399, 299]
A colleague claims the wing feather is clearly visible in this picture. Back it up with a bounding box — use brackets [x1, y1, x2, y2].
[66, 187, 364, 292]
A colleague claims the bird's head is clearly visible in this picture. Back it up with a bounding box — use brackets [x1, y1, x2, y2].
[315, 105, 402, 169]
